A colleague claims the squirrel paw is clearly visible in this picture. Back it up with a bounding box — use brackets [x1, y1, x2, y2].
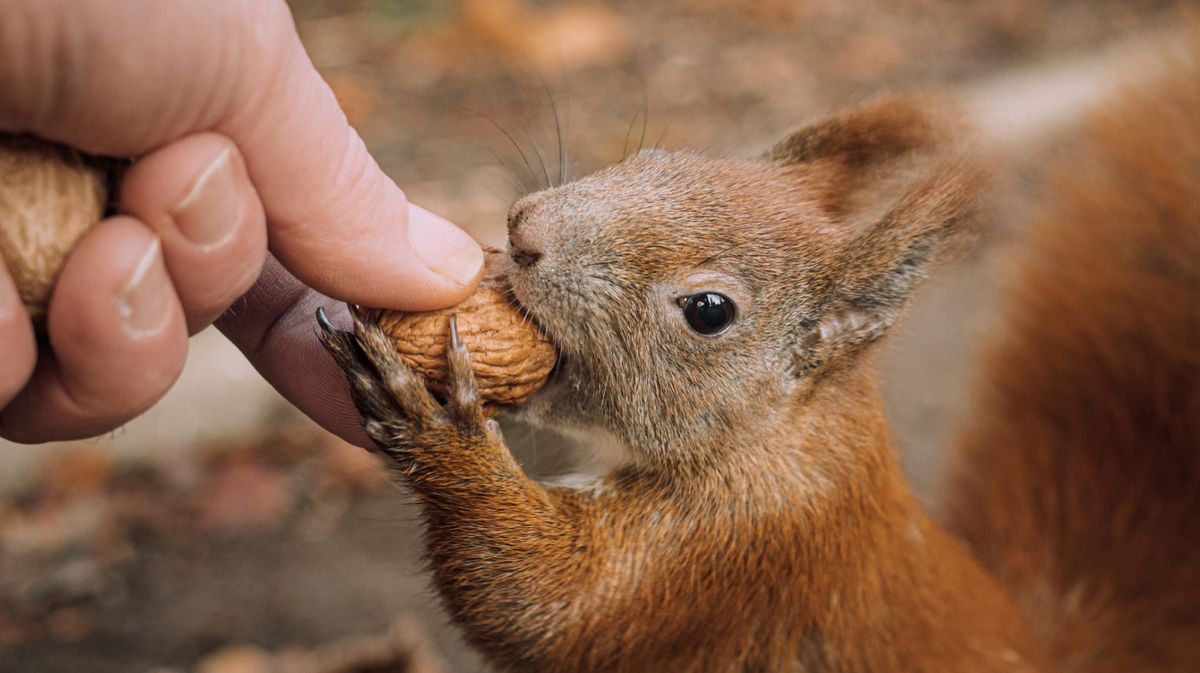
[316, 306, 493, 462]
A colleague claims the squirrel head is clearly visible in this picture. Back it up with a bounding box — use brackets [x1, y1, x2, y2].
[506, 95, 984, 470]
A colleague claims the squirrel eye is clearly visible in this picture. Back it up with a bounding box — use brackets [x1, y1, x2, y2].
[680, 292, 736, 335]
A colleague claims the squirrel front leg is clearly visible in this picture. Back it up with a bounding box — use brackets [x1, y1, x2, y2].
[317, 308, 607, 672]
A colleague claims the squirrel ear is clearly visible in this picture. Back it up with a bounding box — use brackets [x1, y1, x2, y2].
[776, 96, 986, 379]
[767, 94, 970, 217]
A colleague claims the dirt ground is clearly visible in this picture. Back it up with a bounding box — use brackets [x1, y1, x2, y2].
[0, 1, 1187, 671]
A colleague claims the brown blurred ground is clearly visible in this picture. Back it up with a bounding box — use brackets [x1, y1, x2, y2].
[0, 1, 1185, 671]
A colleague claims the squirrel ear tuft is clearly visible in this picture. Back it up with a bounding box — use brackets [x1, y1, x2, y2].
[776, 95, 987, 380]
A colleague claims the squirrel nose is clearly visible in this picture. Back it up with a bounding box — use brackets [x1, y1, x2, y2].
[509, 231, 542, 268]
[511, 248, 542, 268]
[507, 202, 543, 267]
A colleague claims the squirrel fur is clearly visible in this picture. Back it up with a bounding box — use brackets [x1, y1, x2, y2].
[942, 23, 1200, 673]
[319, 20, 1200, 673]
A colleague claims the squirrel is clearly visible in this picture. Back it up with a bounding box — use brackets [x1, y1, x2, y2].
[316, 20, 1200, 673]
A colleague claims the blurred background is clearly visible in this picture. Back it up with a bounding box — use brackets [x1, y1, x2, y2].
[0, 0, 1187, 671]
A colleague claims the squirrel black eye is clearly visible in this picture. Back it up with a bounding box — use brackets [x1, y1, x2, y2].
[680, 292, 736, 335]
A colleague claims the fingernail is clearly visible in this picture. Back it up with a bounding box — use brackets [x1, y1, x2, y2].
[171, 147, 239, 246]
[115, 238, 172, 337]
[407, 206, 484, 287]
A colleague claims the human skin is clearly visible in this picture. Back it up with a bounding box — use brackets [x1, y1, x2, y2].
[0, 0, 484, 444]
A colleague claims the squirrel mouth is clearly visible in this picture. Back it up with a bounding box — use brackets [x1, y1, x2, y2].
[502, 253, 570, 402]
[501, 278, 565, 388]
[545, 353, 568, 385]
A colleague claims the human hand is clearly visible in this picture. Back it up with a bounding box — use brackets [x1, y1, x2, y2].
[0, 0, 483, 444]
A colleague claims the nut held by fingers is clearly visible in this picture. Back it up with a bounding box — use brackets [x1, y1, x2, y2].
[351, 250, 558, 414]
[0, 135, 107, 318]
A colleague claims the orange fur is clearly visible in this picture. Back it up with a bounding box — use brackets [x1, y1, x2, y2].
[943, 23, 1200, 673]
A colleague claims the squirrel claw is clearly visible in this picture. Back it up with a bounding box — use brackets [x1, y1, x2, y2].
[315, 306, 336, 334]
[444, 314, 485, 429]
[449, 313, 461, 351]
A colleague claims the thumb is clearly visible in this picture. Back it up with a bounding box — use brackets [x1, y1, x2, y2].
[227, 6, 483, 310]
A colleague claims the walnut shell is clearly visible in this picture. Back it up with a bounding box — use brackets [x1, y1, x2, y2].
[375, 251, 556, 413]
[0, 135, 106, 318]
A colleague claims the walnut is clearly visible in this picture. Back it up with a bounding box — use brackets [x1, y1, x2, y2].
[374, 251, 556, 413]
[0, 136, 107, 318]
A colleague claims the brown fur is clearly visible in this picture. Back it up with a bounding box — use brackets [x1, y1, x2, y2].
[319, 29, 1198, 671]
[942, 23, 1200, 673]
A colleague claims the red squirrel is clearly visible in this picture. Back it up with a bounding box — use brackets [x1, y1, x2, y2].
[317, 21, 1200, 673]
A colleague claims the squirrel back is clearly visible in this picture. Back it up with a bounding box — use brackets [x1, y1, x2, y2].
[944, 20, 1200, 673]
